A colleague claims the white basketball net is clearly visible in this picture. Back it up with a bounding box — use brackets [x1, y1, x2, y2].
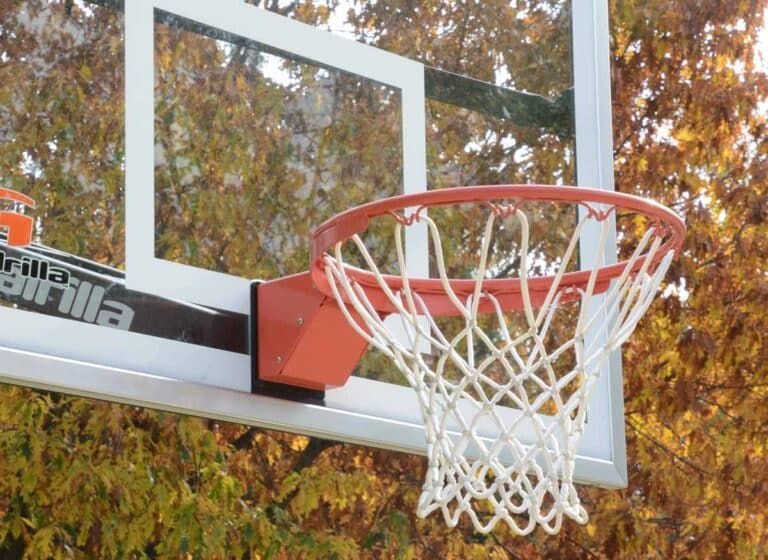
[321, 202, 674, 535]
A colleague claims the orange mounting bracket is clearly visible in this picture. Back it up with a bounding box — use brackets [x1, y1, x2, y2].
[250, 271, 369, 398]
[0, 187, 36, 247]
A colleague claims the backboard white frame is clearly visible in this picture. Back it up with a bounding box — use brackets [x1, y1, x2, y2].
[0, 0, 626, 489]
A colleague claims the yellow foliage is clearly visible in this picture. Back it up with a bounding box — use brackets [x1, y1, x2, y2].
[0, 0, 767, 557]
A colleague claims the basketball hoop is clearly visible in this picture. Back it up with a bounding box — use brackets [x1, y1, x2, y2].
[308, 185, 684, 534]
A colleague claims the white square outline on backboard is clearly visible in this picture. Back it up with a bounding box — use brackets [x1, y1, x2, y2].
[0, 0, 626, 490]
[125, 0, 429, 314]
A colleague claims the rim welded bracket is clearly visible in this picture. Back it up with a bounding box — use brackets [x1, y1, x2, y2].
[250, 273, 369, 402]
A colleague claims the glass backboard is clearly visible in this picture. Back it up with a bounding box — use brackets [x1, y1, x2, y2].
[0, 0, 625, 488]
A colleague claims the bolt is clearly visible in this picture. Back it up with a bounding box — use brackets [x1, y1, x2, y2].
[276, 356, 283, 363]
[296, 317, 304, 326]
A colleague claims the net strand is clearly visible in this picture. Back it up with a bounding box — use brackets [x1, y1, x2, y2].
[322, 204, 674, 535]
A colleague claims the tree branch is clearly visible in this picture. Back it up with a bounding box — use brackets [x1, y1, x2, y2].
[489, 532, 524, 560]
[626, 418, 709, 476]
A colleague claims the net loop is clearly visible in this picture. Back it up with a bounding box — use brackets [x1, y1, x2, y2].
[578, 201, 617, 222]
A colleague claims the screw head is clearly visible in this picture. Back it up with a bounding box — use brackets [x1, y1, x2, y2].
[275, 356, 283, 363]
[296, 317, 304, 326]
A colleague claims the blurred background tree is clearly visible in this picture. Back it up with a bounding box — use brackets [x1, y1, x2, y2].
[0, 0, 766, 557]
